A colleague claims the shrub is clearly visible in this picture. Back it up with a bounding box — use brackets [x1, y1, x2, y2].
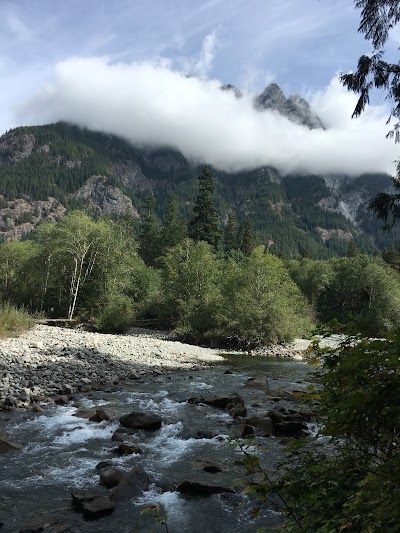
[0, 302, 34, 338]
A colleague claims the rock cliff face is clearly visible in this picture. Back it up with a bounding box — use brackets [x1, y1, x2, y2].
[74, 176, 139, 218]
[255, 83, 324, 129]
[0, 132, 35, 164]
[0, 197, 66, 240]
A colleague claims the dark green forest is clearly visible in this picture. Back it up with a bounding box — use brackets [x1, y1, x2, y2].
[1, 122, 399, 259]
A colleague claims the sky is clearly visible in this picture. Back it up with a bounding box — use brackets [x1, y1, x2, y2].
[1, 0, 399, 176]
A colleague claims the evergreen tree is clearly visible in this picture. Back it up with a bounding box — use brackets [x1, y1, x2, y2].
[382, 243, 400, 271]
[188, 166, 221, 248]
[341, 1, 400, 226]
[238, 217, 256, 256]
[139, 195, 161, 266]
[346, 239, 359, 257]
[160, 195, 186, 254]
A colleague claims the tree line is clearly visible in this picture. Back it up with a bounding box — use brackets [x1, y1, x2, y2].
[1, 167, 400, 345]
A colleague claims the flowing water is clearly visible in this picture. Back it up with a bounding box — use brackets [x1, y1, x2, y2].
[0, 354, 314, 533]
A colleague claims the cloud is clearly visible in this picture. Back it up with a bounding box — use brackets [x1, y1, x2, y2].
[18, 56, 397, 176]
[193, 31, 219, 77]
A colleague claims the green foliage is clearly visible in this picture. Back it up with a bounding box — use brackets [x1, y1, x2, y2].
[139, 195, 161, 266]
[159, 194, 186, 255]
[382, 243, 400, 271]
[160, 238, 221, 339]
[219, 247, 312, 345]
[237, 217, 257, 256]
[288, 255, 400, 335]
[277, 336, 400, 532]
[94, 293, 135, 332]
[0, 302, 34, 338]
[340, 1, 400, 227]
[188, 166, 221, 249]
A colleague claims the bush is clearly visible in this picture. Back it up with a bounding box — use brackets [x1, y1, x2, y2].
[94, 294, 135, 333]
[0, 302, 34, 338]
[275, 336, 400, 532]
[219, 247, 312, 346]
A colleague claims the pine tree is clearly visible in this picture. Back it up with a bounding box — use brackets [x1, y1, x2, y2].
[139, 195, 160, 266]
[347, 239, 359, 257]
[188, 167, 221, 248]
[160, 195, 186, 254]
[382, 243, 400, 271]
[238, 217, 256, 256]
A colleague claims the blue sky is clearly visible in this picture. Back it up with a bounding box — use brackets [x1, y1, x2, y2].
[1, 0, 398, 175]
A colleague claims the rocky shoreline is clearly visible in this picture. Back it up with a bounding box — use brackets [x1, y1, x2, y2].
[0, 325, 314, 411]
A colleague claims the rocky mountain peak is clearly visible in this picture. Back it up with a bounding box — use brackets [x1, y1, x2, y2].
[255, 83, 324, 130]
[255, 83, 287, 111]
[220, 84, 243, 98]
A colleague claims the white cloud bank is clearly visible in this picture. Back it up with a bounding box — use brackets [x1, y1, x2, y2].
[18, 57, 397, 176]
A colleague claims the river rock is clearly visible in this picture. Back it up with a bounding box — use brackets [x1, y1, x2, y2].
[177, 481, 234, 497]
[119, 411, 162, 431]
[274, 420, 306, 437]
[267, 409, 308, 436]
[0, 440, 23, 453]
[82, 496, 115, 520]
[99, 466, 126, 488]
[89, 409, 111, 422]
[235, 423, 255, 438]
[71, 490, 101, 507]
[72, 409, 96, 419]
[246, 416, 274, 437]
[4, 396, 17, 407]
[54, 395, 69, 405]
[96, 461, 113, 471]
[244, 376, 269, 389]
[111, 430, 125, 442]
[204, 396, 240, 408]
[111, 465, 150, 501]
[115, 443, 143, 455]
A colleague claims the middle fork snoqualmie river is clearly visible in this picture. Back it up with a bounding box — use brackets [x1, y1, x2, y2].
[0, 353, 315, 533]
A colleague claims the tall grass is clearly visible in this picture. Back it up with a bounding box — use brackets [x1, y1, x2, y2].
[0, 302, 34, 338]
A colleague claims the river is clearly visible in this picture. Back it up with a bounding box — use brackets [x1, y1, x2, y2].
[0, 353, 314, 533]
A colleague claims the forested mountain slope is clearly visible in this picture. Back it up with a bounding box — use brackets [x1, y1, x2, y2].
[0, 120, 397, 258]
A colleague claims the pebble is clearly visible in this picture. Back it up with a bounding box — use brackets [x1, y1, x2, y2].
[0, 325, 224, 410]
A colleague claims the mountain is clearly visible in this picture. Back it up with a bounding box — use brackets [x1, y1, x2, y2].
[255, 83, 324, 129]
[0, 116, 397, 257]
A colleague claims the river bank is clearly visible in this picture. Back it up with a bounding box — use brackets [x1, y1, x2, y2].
[0, 325, 315, 410]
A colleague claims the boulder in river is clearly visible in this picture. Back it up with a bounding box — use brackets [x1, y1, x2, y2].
[54, 395, 69, 405]
[119, 411, 162, 431]
[99, 466, 126, 488]
[72, 490, 115, 520]
[246, 416, 274, 437]
[111, 465, 150, 501]
[203, 395, 247, 418]
[235, 423, 255, 439]
[177, 481, 234, 497]
[115, 443, 143, 455]
[72, 408, 111, 422]
[0, 440, 23, 453]
[82, 496, 115, 520]
[95, 461, 113, 471]
[267, 409, 308, 436]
